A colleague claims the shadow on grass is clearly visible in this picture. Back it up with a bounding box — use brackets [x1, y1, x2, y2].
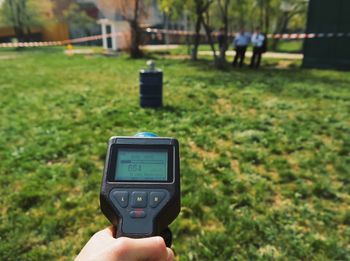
[12, 46, 65, 53]
[182, 58, 350, 90]
[140, 105, 188, 117]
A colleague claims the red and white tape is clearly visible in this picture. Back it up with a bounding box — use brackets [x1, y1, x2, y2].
[0, 32, 122, 48]
[1, 28, 349, 48]
[146, 28, 350, 39]
[266, 32, 350, 39]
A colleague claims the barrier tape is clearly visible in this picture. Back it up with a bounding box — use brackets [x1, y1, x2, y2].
[1, 28, 349, 48]
[0, 32, 123, 48]
[146, 28, 350, 39]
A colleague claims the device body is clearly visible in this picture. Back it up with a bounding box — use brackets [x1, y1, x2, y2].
[100, 136, 180, 242]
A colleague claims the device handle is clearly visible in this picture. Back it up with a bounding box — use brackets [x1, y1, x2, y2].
[160, 227, 172, 247]
[114, 226, 172, 247]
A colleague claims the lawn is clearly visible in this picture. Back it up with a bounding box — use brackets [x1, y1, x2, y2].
[0, 48, 349, 260]
[274, 40, 303, 53]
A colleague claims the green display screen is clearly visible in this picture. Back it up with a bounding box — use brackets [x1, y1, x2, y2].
[115, 148, 168, 181]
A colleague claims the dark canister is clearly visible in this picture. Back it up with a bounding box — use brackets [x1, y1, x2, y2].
[140, 60, 163, 108]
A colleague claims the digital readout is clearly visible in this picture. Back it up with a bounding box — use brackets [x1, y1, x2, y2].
[115, 149, 168, 181]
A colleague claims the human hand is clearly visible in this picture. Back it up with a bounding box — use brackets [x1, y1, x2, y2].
[75, 227, 174, 261]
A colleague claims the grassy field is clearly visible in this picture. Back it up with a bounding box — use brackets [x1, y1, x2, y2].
[0, 48, 349, 260]
[275, 40, 303, 53]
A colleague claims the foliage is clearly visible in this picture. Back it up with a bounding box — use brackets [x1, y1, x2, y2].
[159, 0, 307, 33]
[158, 0, 308, 64]
[0, 0, 51, 40]
[0, 48, 349, 260]
[62, 3, 96, 32]
[158, 0, 185, 19]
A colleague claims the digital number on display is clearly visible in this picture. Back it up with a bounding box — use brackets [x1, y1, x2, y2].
[115, 149, 168, 181]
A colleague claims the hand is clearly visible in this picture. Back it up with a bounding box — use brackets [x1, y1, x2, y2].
[75, 227, 174, 261]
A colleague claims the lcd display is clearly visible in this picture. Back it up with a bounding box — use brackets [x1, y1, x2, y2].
[115, 148, 168, 181]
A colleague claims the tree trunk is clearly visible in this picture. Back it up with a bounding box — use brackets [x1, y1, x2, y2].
[259, 0, 264, 29]
[13, 26, 25, 42]
[129, 20, 142, 58]
[218, 0, 230, 64]
[215, 0, 231, 66]
[8, 0, 24, 42]
[271, 12, 289, 51]
[129, 0, 142, 58]
[219, 18, 228, 63]
[202, 17, 221, 68]
[264, 0, 270, 33]
[191, 13, 202, 61]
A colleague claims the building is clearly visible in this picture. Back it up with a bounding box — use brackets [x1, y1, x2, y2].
[93, 0, 166, 50]
[0, 0, 103, 43]
[0, 0, 186, 48]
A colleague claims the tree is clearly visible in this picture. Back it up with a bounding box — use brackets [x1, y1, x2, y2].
[158, 0, 184, 20]
[216, 0, 232, 63]
[158, 0, 192, 54]
[187, 0, 213, 61]
[201, 4, 218, 63]
[160, 0, 214, 60]
[0, 0, 50, 41]
[159, 0, 227, 66]
[63, 3, 96, 36]
[100, 0, 149, 58]
[271, 0, 308, 50]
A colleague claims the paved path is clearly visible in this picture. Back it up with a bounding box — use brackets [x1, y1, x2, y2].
[199, 50, 303, 60]
[0, 54, 19, 60]
[142, 44, 180, 50]
[142, 44, 303, 60]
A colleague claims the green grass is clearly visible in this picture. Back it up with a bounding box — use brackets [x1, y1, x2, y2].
[274, 40, 303, 53]
[0, 48, 349, 260]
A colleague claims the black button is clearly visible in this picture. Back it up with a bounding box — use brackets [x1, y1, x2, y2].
[129, 210, 146, 218]
[149, 192, 166, 208]
[112, 191, 129, 208]
[131, 192, 147, 208]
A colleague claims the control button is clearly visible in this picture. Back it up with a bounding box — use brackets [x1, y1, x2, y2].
[131, 192, 147, 208]
[112, 191, 129, 208]
[129, 210, 146, 218]
[150, 192, 166, 208]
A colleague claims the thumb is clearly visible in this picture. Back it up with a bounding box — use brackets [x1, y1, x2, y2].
[115, 236, 174, 261]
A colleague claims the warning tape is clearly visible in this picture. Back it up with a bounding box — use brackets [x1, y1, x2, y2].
[0, 32, 122, 48]
[146, 28, 350, 39]
[1, 28, 349, 48]
[266, 32, 350, 39]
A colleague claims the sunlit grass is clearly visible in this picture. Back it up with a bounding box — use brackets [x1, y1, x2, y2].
[0, 48, 349, 260]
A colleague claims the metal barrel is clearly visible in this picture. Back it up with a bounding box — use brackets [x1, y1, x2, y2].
[139, 70, 163, 108]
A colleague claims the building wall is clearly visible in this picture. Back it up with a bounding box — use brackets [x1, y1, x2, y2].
[0, 22, 69, 42]
[94, 0, 163, 26]
[303, 0, 350, 70]
[41, 22, 70, 41]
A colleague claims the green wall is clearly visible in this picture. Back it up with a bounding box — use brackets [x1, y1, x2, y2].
[303, 0, 350, 70]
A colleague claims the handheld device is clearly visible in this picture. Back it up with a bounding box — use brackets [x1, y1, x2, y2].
[100, 132, 180, 247]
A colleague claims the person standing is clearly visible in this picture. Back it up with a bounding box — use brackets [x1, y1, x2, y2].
[232, 28, 250, 68]
[250, 27, 266, 68]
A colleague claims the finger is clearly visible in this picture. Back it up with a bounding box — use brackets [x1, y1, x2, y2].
[166, 247, 175, 261]
[115, 236, 169, 261]
[101, 226, 114, 236]
[76, 227, 116, 261]
[94, 226, 114, 238]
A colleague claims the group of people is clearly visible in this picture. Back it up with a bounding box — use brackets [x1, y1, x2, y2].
[218, 27, 267, 69]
